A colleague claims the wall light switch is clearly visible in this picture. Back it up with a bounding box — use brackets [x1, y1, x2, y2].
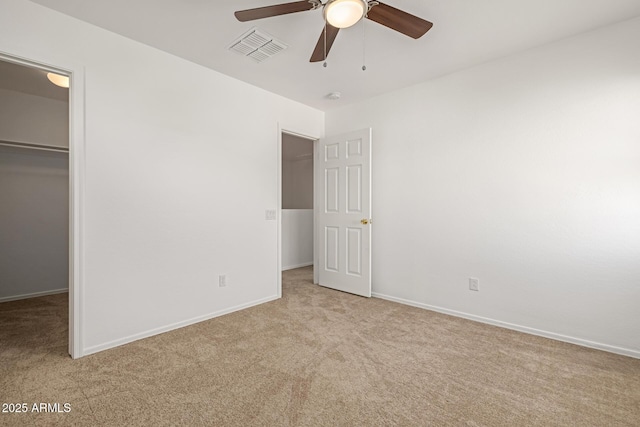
[265, 209, 276, 220]
[469, 277, 479, 291]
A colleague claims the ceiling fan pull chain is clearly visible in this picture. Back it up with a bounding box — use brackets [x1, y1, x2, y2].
[362, 17, 367, 71]
[363, 1, 378, 71]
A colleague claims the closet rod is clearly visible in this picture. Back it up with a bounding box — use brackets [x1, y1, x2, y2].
[0, 140, 69, 153]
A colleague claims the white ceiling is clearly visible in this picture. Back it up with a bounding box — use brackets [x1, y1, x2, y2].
[28, 0, 640, 111]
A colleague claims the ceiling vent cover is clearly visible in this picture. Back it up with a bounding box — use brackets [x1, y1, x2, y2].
[229, 28, 287, 63]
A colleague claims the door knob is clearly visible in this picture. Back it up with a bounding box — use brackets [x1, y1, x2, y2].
[361, 219, 371, 225]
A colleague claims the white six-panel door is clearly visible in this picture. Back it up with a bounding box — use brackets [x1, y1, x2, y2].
[317, 129, 372, 297]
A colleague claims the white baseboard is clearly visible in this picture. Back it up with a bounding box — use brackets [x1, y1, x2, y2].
[83, 295, 280, 356]
[0, 288, 68, 303]
[282, 262, 313, 271]
[372, 292, 640, 360]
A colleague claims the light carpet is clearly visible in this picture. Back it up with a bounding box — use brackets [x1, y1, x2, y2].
[1, 266, 639, 426]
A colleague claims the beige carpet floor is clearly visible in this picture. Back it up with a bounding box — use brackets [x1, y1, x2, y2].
[1, 266, 639, 426]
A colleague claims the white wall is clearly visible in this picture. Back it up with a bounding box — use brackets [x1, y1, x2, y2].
[281, 209, 313, 270]
[0, 88, 69, 147]
[0, 147, 69, 301]
[326, 17, 640, 357]
[1, 0, 324, 355]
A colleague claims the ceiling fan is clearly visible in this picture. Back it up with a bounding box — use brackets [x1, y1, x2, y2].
[234, 0, 433, 63]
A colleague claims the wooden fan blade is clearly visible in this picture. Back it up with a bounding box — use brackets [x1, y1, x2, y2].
[235, 1, 315, 22]
[310, 24, 340, 62]
[366, 2, 433, 39]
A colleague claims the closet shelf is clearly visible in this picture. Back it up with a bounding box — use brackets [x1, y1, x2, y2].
[0, 139, 69, 153]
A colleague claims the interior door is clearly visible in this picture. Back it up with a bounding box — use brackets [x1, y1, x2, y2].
[317, 128, 372, 297]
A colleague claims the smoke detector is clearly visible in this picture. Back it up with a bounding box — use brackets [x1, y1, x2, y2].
[327, 92, 341, 100]
[228, 28, 287, 63]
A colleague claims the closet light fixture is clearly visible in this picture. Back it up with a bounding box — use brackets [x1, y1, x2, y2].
[47, 72, 69, 88]
[324, 0, 368, 29]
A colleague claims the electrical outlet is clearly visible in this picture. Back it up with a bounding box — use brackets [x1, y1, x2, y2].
[469, 277, 479, 291]
[219, 274, 227, 287]
[265, 209, 276, 221]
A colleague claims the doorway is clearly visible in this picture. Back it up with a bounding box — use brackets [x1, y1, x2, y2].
[280, 132, 316, 290]
[278, 130, 319, 297]
[0, 53, 81, 358]
[277, 128, 374, 298]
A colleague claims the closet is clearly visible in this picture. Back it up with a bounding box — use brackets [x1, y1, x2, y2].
[0, 59, 69, 303]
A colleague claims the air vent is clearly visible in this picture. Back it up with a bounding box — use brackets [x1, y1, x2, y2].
[229, 28, 287, 63]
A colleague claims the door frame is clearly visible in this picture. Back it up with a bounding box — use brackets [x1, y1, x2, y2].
[0, 51, 86, 359]
[277, 125, 320, 297]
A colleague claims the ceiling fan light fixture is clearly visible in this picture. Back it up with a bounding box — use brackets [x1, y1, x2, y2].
[324, 0, 367, 29]
[46, 72, 69, 88]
